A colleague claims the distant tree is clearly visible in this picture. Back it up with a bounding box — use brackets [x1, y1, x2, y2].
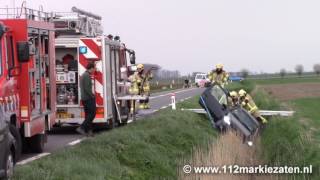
[295, 64, 304, 76]
[280, 68, 286, 78]
[241, 69, 249, 78]
[313, 64, 320, 75]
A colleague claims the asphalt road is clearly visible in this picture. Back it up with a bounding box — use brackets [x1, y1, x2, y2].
[18, 87, 205, 165]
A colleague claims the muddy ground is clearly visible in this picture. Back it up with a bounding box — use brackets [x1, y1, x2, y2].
[261, 82, 320, 101]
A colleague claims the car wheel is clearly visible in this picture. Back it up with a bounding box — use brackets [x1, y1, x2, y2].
[4, 151, 14, 180]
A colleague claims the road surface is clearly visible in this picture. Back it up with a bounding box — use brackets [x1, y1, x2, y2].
[18, 88, 204, 165]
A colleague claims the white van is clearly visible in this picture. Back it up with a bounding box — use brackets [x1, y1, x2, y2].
[195, 73, 209, 87]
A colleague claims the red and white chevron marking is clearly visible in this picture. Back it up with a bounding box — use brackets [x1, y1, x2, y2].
[79, 38, 104, 106]
[0, 94, 19, 112]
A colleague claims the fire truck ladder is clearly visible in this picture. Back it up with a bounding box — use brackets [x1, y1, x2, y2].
[0, 6, 53, 21]
[52, 6, 103, 37]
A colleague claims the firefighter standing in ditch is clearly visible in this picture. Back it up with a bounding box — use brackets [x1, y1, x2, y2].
[228, 91, 240, 108]
[129, 64, 153, 109]
[238, 89, 268, 124]
[208, 63, 229, 87]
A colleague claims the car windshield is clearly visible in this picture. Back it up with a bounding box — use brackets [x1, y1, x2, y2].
[196, 75, 206, 79]
[210, 85, 228, 105]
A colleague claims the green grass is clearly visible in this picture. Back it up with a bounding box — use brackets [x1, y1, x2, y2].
[14, 103, 217, 180]
[251, 76, 320, 85]
[226, 80, 255, 93]
[258, 95, 320, 179]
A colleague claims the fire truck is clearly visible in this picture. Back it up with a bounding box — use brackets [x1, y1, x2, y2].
[53, 7, 140, 127]
[0, 7, 56, 154]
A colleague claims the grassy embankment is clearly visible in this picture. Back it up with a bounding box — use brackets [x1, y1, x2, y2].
[179, 80, 319, 179]
[14, 101, 216, 180]
[231, 80, 320, 179]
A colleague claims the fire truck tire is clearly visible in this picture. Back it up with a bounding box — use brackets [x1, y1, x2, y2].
[29, 134, 45, 153]
[9, 125, 22, 160]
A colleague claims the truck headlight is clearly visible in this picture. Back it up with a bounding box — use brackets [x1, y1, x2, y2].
[223, 115, 231, 125]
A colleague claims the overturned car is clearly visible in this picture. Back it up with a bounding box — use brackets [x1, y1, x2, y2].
[199, 85, 260, 143]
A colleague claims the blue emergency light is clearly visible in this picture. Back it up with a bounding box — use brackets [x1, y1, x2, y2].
[79, 46, 87, 54]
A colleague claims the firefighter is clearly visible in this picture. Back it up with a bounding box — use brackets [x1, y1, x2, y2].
[228, 91, 239, 107]
[129, 64, 153, 109]
[208, 63, 229, 87]
[238, 89, 268, 124]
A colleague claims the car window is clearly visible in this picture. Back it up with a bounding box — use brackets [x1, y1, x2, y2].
[210, 85, 228, 105]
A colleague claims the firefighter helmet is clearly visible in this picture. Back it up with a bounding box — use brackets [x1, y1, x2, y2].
[230, 91, 238, 98]
[216, 63, 223, 69]
[238, 89, 247, 97]
[137, 64, 144, 70]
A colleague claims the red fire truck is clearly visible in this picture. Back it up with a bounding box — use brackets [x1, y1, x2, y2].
[53, 7, 140, 127]
[0, 7, 56, 154]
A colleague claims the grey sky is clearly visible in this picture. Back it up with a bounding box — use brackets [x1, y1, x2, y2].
[2, 0, 320, 74]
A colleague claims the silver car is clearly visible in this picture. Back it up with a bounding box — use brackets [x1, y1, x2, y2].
[0, 107, 16, 180]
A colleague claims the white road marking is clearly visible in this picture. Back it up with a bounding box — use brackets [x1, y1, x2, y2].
[150, 88, 196, 100]
[68, 138, 86, 146]
[17, 153, 51, 165]
[160, 106, 168, 109]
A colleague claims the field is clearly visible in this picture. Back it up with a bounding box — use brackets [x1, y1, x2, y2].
[13, 78, 320, 179]
[258, 81, 320, 179]
[251, 76, 320, 85]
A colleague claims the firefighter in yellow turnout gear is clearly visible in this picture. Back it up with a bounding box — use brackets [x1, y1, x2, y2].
[208, 63, 229, 87]
[228, 91, 240, 107]
[129, 64, 153, 109]
[238, 89, 268, 124]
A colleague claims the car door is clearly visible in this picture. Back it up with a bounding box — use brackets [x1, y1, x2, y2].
[0, 100, 8, 172]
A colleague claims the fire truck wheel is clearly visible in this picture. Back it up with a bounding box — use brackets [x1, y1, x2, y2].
[9, 125, 22, 160]
[29, 134, 45, 153]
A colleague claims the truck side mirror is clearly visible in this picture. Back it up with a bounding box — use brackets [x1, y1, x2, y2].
[129, 51, 136, 65]
[17, 41, 30, 62]
[0, 24, 5, 39]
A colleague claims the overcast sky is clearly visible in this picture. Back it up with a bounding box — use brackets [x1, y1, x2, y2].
[2, 0, 320, 74]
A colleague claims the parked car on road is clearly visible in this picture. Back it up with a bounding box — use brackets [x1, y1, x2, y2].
[229, 76, 244, 82]
[0, 108, 16, 180]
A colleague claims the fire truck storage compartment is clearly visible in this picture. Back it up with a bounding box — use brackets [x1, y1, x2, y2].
[55, 47, 78, 106]
[28, 28, 52, 118]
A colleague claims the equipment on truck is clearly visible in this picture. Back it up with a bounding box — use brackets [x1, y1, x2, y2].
[53, 7, 142, 126]
[53, 6, 103, 37]
[0, 6, 56, 154]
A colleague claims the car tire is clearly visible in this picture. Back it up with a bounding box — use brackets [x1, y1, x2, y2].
[9, 125, 22, 160]
[3, 150, 14, 180]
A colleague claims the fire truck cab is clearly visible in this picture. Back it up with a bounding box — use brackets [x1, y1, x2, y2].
[53, 7, 138, 127]
[0, 7, 56, 154]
